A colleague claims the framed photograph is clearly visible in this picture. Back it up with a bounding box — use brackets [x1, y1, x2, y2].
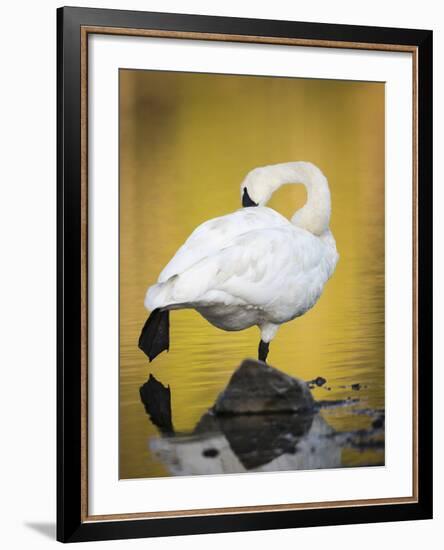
[57, 6, 433, 543]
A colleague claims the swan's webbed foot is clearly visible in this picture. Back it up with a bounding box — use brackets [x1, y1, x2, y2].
[258, 340, 269, 363]
[138, 309, 170, 362]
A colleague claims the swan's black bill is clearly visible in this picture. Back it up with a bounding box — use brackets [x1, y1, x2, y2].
[138, 309, 170, 362]
[258, 340, 269, 362]
[242, 187, 258, 207]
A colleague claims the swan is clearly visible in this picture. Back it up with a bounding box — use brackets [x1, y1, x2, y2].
[139, 161, 339, 363]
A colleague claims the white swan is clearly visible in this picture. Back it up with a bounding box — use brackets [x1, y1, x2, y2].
[139, 162, 339, 363]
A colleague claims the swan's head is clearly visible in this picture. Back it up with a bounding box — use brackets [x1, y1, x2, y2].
[239, 162, 332, 235]
[240, 167, 276, 207]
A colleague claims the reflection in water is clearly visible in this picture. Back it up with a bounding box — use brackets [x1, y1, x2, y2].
[119, 70, 385, 479]
[194, 411, 316, 470]
[150, 414, 342, 476]
[140, 373, 384, 476]
[139, 374, 174, 435]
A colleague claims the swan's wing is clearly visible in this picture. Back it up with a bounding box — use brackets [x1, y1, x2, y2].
[147, 226, 336, 314]
[157, 207, 288, 283]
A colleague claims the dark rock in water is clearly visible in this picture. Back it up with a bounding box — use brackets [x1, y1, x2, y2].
[372, 415, 385, 430]
[307, 376, 326, 390]
[139, 374, 174, 435]
[213, 359, 314, 415]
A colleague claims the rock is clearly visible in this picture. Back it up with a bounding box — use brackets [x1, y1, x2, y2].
[307, 376, 326, 390]
[213, 359, 314, 415]
[372, 415, 385, 430]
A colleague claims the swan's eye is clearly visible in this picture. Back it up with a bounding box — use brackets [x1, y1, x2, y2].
[242, 187, 258, 207]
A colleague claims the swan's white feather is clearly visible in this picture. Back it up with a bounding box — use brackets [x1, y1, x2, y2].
[145, 206, 338, 333]
[157, 207, 289, 283]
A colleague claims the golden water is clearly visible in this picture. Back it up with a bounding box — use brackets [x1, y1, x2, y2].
[119, 69, 385, 479]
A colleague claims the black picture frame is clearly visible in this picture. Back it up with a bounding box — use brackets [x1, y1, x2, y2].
[57, 6, 433, 543]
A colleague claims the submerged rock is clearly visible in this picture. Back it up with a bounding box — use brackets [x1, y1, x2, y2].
[213, 359, 314, 415]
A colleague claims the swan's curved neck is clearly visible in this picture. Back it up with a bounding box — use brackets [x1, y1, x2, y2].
[252, 162, 331, 235]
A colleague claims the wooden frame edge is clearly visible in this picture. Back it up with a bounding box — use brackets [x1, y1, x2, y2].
[84, 496, 418, 523]
[82, 25, 418, 53]
[80, 25, 89, 522]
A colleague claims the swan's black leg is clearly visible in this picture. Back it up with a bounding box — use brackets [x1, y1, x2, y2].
[138, 309, 170, 362]
[258, 340, 269, 363]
